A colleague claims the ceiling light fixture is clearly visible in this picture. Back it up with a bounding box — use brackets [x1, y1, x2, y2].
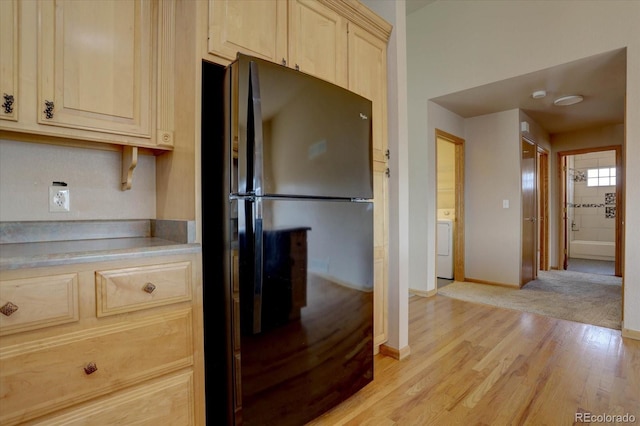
[553, 95, 584, 106]
[531, 90, 547, 99]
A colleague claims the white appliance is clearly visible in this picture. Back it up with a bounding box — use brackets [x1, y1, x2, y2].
[437, 209, 454, 279]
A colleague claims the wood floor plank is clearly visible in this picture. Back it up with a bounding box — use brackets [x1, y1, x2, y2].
[307, 295, 640, 425]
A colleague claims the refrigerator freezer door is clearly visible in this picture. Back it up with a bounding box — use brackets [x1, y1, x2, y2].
[237, 198, 374, 426]
[232, 54, 373, 200]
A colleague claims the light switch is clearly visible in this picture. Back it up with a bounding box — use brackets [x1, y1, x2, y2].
[503, 199, 509, 208]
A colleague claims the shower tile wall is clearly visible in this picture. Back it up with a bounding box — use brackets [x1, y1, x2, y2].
[569, 151, 616, 242]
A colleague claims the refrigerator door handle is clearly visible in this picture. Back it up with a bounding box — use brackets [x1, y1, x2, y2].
[249, 61, 264, 197]
[252, 198, 264, 334]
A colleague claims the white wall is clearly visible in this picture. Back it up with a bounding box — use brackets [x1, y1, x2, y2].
[551, 124, 624, 152]
[407, 1, 640, 334]
[412, 102, 464, 293]
[465, 110, 522, 285]
[0, 139, 156, 221]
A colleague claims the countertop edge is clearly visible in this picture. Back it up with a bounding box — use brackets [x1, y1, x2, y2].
[0, 242, 201, 271]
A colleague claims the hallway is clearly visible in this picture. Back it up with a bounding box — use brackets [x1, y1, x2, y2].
[435, 257, 622, 330]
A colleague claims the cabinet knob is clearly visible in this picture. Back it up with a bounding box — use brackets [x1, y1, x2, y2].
[84, 362, 98, 375]
[44, 100, 55, 119]
[0, 301, 19, 316]
[142, 282, 156, 294]
[295, 64, 300, 71]
[2, 93, 14, 114]
[281, 58, 287, 66]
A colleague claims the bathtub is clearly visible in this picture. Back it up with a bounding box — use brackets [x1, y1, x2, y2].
[569, 240, 615, 261]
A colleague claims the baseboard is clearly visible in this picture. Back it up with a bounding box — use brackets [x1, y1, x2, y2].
[465, 277, 519, 288]
[409, 288, 437, 297]
[379, 343, 411, 360]
[621, 322, 640, 341]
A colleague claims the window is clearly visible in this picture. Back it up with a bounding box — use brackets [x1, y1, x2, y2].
[587, 167, 616, 187]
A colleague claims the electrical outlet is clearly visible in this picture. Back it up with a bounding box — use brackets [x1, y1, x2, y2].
[49, 186, 70, 212]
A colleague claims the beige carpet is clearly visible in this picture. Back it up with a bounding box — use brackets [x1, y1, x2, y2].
[438, 270, 622, 330]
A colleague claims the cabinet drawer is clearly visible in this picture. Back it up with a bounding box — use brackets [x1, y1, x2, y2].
[0, 309, 194, 425]
[95, 261, 192, 317]
[31, 372, 195, 425]
[0, 274, 79, 336]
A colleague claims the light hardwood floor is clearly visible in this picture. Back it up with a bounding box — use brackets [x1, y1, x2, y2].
[308, 295, 640, 425]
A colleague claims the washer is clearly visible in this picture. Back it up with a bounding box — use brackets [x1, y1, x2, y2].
[437, 217, 454, 279]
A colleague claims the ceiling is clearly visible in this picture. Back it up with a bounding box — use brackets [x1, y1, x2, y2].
[429, 48, 627, 135]
[405, 3, 626, 135]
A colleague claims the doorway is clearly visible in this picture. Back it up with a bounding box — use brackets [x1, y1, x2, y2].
[521, 138, 537, 286]
[521, 138, 549, 286]
[436, 129, 465, 288]
[556, 146, 624, 325]
[537, 146, 550, 271]
[558, 147, 623, 278]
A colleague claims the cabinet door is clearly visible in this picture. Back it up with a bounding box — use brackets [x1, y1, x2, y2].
[348, 23, 388, 163]
[288, 0, 348, 87]
[348, 23, 389, 347]
[372, 160, 389, 348]
[208, 0, 287, 64]
[37, 0, 153, 138]
[0, 0, 18, 121]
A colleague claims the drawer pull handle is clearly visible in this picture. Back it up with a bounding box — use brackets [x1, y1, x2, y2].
[84, 362, 98, 375]
[0, 301, 19, 316]
[143, 282, 156, 294]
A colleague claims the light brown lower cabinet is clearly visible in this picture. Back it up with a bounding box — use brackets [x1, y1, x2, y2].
[28, 372, 196, 426]
[0, 252, 205, 425]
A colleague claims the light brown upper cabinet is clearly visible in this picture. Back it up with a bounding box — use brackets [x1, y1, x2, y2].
[0, 0, 18, 122]
[288, 0, 348, 87]
[208, 0, 287, 65]
[0, 0, 176, 150]
[207, 0, 349, 88]
[348, 23, 388, 163]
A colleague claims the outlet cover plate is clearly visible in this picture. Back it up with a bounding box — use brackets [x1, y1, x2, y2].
[49, 187, 70, 212]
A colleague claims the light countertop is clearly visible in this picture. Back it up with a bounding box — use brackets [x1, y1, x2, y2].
[0, 220, 200, 270]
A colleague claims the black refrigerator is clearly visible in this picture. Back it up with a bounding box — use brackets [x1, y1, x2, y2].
[201, 54, 374, 426]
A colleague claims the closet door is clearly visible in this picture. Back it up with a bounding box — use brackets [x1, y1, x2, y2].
[521, 138, 537, 286]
